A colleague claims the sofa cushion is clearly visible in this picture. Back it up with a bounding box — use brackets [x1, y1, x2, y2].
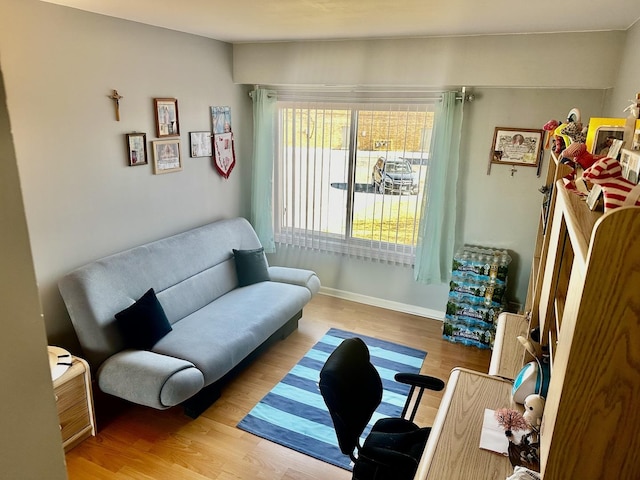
[233, 247, 270, 287]
[115, 288, 172, 350]
[152, 281, 311, 384]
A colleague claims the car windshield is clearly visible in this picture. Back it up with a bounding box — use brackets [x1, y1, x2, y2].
[385, 162, 412, 173]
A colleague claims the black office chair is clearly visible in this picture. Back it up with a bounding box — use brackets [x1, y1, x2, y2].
[319, 337, 445, 480]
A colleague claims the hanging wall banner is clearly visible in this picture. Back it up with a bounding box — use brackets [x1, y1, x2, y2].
[214, 132, 236, 179]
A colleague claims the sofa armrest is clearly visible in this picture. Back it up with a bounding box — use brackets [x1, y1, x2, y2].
[268, 266, 321, 296]
[97, 350, 205, 409]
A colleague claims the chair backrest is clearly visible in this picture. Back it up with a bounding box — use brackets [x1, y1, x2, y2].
[319, 337, 383, 456]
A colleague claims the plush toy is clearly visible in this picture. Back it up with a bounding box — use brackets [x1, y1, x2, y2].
[523, 394, 545, 432]
[561, 142, 603, 170]
[559, 143, 605, 196]
[552, 124, 570, 155]
[582, 157, 640, 212]
[543, 119, 559, 149]
[560, 121, 587, 144]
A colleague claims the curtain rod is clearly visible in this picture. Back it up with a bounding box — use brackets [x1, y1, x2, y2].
[249, 87, 474, 102]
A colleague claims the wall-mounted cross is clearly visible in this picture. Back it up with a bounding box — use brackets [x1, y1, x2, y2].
[108, 89, 124, 121]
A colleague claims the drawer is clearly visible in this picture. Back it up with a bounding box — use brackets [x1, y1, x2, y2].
[59, 399, 91, 443]
[54, 371, 87, 415]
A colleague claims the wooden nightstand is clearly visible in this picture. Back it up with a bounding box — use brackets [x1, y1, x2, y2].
[52, 356, 96, 452]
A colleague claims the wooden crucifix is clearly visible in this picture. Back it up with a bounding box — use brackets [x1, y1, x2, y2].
[108, 89, 124, 121]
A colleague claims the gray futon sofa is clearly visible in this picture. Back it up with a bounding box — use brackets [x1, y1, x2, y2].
[58, 217, 320, 416]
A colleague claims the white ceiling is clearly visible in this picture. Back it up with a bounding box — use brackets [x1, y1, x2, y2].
[41, 0, 640, 43]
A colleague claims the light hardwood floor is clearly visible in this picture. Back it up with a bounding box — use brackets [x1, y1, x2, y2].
[65, 294, 491, 479]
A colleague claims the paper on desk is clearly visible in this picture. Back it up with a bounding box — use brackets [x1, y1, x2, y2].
[479, 408, 509, 455]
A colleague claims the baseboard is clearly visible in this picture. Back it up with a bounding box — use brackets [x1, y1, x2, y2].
[319, 287, 445, 321]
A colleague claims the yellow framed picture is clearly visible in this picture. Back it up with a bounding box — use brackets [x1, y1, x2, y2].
[585, 117, 640, 154]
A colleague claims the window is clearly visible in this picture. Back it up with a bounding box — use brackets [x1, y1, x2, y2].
[274, 98, 436, 265]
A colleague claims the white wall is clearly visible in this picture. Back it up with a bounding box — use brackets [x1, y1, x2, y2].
[234, 33, 617, 314]
[0, 69, 68, 479]
[605, 20, 640, 116]
[233, 32, 624, 89]
[1, 0, 252, 350]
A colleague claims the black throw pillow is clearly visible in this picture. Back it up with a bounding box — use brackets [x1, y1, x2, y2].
[233, 247, 270, 287]
[115, 288, 172, 350]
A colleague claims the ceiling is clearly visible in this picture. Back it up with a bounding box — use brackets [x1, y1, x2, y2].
[41, 0, 640, 43]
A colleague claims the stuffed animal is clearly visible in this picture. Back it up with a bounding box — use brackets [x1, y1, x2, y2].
[543, 119, 559, 149]
[561, 142, 603, 170]
[582, 157, 640, 212]
[559, 143, 605, 195]
[523, 394, 545, 432]
[552, 124, 570, 155]
[561, 121, 587, 144]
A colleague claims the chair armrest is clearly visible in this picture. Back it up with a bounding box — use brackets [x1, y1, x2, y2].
[97, 350, 204, 409]
[395, 372, 445, 392]
[268, 266, 321, 296]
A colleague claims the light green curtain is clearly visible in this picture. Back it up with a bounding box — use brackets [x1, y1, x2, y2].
[414, 91, 464, 284]
[250, 88, 277, 252]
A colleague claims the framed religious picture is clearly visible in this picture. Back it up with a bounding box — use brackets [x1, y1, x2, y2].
[154, 98, 180, 137]
[125, 132, 147, 166]
[211, 106, 232, 134]
[152, 139, 182, 174]
[489, 127, 543, 170]
[189, 131, 213, 158]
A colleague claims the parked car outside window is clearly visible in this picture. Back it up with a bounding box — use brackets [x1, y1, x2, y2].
[371, 157, 419, 194]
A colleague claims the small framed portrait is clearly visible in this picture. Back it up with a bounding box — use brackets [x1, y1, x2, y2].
[154, 98, 180, 137]
[189, 131, 213, 157]
[125, 132, 147, 166]
[591, 126, 624, 156]
[490, 127, 544, 168]
[152, 139, 182, 174]
[620, 148, 640, 185]
[211, 106, 232, 134]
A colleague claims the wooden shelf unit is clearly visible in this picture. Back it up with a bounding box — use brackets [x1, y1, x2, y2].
[525, 152, 574, 319]
[535, 183, 640, 478]
[415, 149, 640, 479]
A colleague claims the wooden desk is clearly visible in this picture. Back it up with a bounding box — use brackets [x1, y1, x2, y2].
[414, 368, 516, 480]
[488, 313, 528, 380]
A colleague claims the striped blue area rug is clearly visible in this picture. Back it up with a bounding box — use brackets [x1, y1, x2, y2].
[237, 328, 427, 470]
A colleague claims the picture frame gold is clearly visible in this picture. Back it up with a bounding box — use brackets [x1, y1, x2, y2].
[125, 132, 147, 166]
[152, 139, 182, 174]
[154, 98, 180, 137]
[488, 127, 543, 174]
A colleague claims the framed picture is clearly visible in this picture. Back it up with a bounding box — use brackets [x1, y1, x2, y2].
[211, 106, 232, 134]
[152, 139, 182, 174]
[591, 126, 624, 156]
[126, 132, 147, 166]
[154, 98, 180, 137]
[586, 184, 603, 211]
[189, 131, 212, 157]
[620, 148, 640, 185]
[490, 127, 543, 168]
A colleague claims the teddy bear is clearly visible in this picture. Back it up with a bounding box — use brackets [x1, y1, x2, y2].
[523, 394, 545, 432]
[582, 157, 640, 212]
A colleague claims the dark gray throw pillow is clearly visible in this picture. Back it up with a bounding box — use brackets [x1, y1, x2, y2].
[233, 247, 270, 287]
[115, 288, 172, 350]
